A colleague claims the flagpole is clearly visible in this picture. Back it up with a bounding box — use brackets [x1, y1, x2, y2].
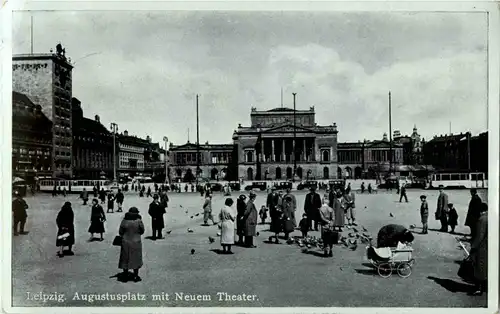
[30, 14, 34, 54]
[196, 95, 200, 185]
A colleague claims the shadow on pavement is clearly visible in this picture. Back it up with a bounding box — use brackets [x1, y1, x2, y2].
[427, 276, 475, 293]
[354, 268, 378, 276]
[301, 250, 328, 258]
[210, 249, 229, 255]
[110, 272, 133, 283]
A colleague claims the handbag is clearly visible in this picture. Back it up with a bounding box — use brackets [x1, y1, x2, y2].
[457, 256, 475, 283]
[112, 235, 122, 246]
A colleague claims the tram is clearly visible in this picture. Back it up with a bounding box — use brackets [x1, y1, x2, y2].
[39, 178, 113, 193]
[428, 172, 486, 189]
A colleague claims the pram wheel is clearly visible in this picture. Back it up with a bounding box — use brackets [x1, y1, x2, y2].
[397, 263, 412, 278]
[408, 258, 415, 267]
[377, 263, 392, 278]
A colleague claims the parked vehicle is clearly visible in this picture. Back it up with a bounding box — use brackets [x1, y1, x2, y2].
[228, 182, 241, 191]
[328, 179, 346, 191]
[273, 181, 293, 191]
[244, 181, 268, 191]
[297, 180, 318, 191]
[378, 179, 399, 190]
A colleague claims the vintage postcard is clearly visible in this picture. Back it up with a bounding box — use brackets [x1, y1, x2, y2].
[1, 1, 499, 313]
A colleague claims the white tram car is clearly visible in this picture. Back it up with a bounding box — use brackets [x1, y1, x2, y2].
[39, 179, 113, 194]
[429, 172, 487, 189]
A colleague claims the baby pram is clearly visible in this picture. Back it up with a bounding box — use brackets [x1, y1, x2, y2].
[366, 243, 415, 278]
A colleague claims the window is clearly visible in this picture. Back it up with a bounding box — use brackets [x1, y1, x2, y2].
[245, 150, 254, 163]
[322, 150, 330, 162]
[441, 174, 451, 180]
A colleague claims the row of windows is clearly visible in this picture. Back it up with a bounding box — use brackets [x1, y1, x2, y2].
[54, 140, 71, 148]
[175, 153, 204, 164]
[55, 150, 71, 157]
[120, 152, 143, 159]
[119, 144, 145, 152]
[56, 119, 71, 128]
[13, 147, 51, 155]
[14, 165, 51, 172]
[119, 161, 144, 168]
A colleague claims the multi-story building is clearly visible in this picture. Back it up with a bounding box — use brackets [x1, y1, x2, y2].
[71, 97, 114, 179]
[12, 44, 74, 177]
[168, 142, 236, 182]
[12, 91, 53, 183]
[144, 141, 166, 179]
[423, 131, 488, 177]
[117, 131, 149, 177]
[232, 107, 338, 181]
[393, 125, 425, 165]
[337, 133, 404, 179]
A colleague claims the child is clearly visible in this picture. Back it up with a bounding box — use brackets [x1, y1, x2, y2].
[299, 213, 309, 238]
[259, 205, 268, 224]
[419, 195, 429, 234]
[447, 203, 459, 234]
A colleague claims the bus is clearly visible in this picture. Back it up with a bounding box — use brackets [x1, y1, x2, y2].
[39, 179, 113, 194]
[429, 172, 486, 189]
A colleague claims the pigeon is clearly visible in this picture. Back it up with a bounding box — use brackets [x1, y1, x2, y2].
[390, 213, 394, 217]
[409, 224, 416, 229]
[348, 232, 355, 237]
[256, 232, 260, 236]
[299, 243, 304, 247]
[364, 206, 367, 209]
[352, 227, 359, 233]
[286, 238, 294, 245]
[208, 236, 215, 243]
[187, 228, 194, 233]
[216, 232, 221, 236]
[362, 232, 370, 238]
[190, 216, 194, 219]
[195, 213, 200, 217]
[306, 244, 311, 249]
[301, 248, 308, 253]
[350, 244, 358, 251]
[166, 230, 172, 234]
[185, 210, 188, 214]
[218, 224, 222, 230]
[180, 205, 183, 208]
[191, 249, 195, 254]
[362, 226, 368, 232]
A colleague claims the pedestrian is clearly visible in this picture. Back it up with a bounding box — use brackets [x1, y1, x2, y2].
[63, 187, 67, 197]
[219, 198, 236, 254]
[80, 188, 89, 205]
[284, 187, 297, 226]
[360, 182, 365, 194]
[56, 201, 75, 257]
[377, 224, 414, 248]
[258, 205, 268, 224]
[160, 189, 169, 209]
[342, 189, 356, 226]
[139, 188, 144, 197]
[154, 183, 158, 193]
[399, 184, 408, 203]
[99, 188, 106, 204]
[332, 191, 345, 232]
[468, 202, 488, 296]
[118, 207, 145, 283]
[465, 188, 482, 240]
[203, 191, 217, 225]
[281, 195, 295, 240]
[267, 187, 282, 240]
[148, 194, 166, 240]
[88, 198, 106, 241]
[236, 194, 247, 245]
[299, 213, 309, 238]
[107, 192, 115, 213]
[318, 194, 335, 257]
[191, 184, 194, 192]
[419, 195, 429, 234]
[184, 184, 188, 193]
[12, 191, 29, 236]
[116, 189, 124, 213]
[242, 191, 258, 248]
[447, 203, 459, 234]
[52, 185, 57, 197]
[367, 183, 372, 194]
[345, 183, 351, 194]
[146, 186, 152, 198]
[304, 186, 322, 231]
[93, 186, 98, 198]
[435, 185, 449, 232]
[57, 186, 62, 196]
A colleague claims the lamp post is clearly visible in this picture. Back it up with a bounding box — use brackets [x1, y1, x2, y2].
[292, 92, 297, 181]
[163, 136, 169, 184]
[110, 122, 118, 182]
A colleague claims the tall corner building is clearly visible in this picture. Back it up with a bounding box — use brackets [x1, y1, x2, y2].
[13, 48, 74, 178]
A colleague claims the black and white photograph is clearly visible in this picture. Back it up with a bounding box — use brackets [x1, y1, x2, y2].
[2, 2, 499, 312]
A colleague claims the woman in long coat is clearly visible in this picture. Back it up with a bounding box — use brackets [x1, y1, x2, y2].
[236, 195, 247, 245]
[118, 207, 145, 282]
[281, 195, 295, 240]
[56, 201, 75, 257]
[243, 192, 258, 248]
[219, 198, 236, 254]
[88, 198, 106, 241]
[332, 192, 345, 231]
[469, 202, 488, 295]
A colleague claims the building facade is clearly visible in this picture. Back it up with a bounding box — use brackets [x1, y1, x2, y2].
[71, 98, 114, 179]
[337, 133, 404, 179]
[232, 107, 338, 181]
[12, 91, 53, 183]
[168, 142, 236, 182]
[393, 125, 425, 165]
[12, 45, 74, 178]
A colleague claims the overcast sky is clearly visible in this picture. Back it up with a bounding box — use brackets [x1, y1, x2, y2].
[13, 11, 488, 146]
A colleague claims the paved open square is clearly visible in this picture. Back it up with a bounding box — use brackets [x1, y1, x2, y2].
[12, 189, 487, 308]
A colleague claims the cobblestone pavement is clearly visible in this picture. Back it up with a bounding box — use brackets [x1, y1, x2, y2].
[11, 189, 487, 307]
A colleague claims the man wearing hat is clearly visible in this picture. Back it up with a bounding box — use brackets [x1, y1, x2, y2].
[236, 194, 247, 245]
[243, 191, 258, 248]
[465, 188, 483, 240]
[148, 194, 166, 240]
[12, 191, 29, 236]
[304, 185, 322, 231]
[267, 186, 281, 236]
[435, 185, 449, 232]
[419, 195, 429, 234]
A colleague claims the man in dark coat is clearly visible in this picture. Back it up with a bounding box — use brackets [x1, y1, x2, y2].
[160, 190, 169, 209]
[12, 192, 29, 235]
[267, 187, 282, 235]
[435, 185, 449, 232]
[148, 194, 166, 240]
[399, 184, 408, 203]
[377, 224, 414, 248]
[80, 188, 89, 205]
[116, 189, 125, 212]
[465, 188, 482, 240]
[304, 186, 322, 231]
[243, 191, 258, 248]
[236, 195, 247, 245]
[99, 188, 106, 204]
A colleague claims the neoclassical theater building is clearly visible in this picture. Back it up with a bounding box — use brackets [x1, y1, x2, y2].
[233, 107, 338, 181]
